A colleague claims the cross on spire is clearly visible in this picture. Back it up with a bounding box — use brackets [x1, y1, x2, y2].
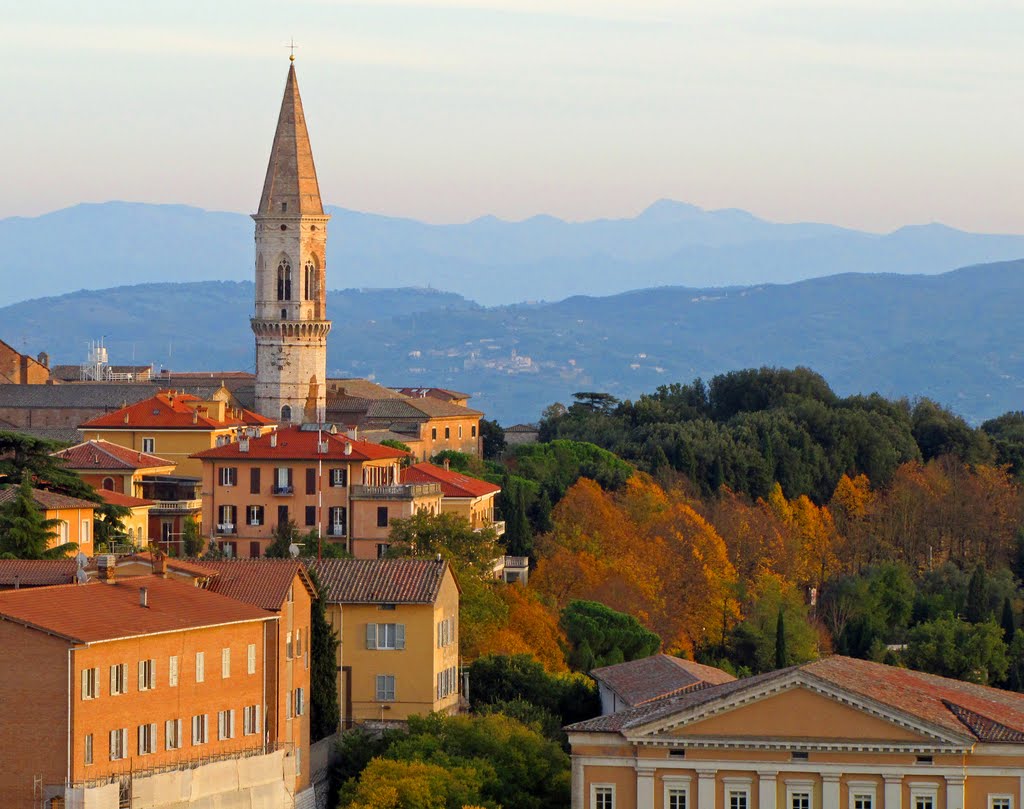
[286, 38, 298, 62]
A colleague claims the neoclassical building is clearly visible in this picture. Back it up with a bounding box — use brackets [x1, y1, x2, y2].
[568, 655, 1024, 809]
[251, 57, 332, 425]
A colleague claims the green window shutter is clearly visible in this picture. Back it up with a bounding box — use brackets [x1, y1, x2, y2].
[396, 624, 406, 650]
[366, 623, 377, 649]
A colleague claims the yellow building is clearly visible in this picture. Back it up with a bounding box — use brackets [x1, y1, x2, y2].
[401, 461, 504, 535]
[79, 390, 275, 479]
[311, 558, 461, 725]
[0, 485, 96, 556]
[568, 654, 1024, 809]
[95, 489, 154, 547]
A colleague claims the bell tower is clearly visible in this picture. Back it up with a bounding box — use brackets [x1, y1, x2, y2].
[251, 57, 331, 424]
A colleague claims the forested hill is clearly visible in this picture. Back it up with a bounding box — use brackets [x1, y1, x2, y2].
[2, 258, 1024, 424]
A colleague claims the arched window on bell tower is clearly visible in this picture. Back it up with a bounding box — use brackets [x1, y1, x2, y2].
[281, 405, 292, 422]
[277, 259, 292, 301]
[304, 260, 316, 301]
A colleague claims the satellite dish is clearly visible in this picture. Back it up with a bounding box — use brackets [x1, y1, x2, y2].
[76, 569, 89, 584]
[75, 552, 89, 569]
[288, 543, 300, 558]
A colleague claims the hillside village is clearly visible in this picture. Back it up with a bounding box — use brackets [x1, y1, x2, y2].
[6, 59, 1024, 809]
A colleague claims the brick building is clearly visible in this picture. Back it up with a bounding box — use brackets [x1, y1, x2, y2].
[0, 337, 50, 385]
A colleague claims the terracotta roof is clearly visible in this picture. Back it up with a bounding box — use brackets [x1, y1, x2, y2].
[327, 379, 407, 400]
[0, 382, 225, 410]
[95, 490, 154, 508]
[310, 558, 452, 604]
[121, 552, 219, 578]
[0, 485, 97, 512]
[402, 462, 500, 499]
[191, 424, 407, 462]
[0, 576, 273, 644]
[591, 654, 735, 708]
[0, 560, 77, 588]
[201, 559, 316, 612]
[568, 655, 1024, 741]
[53, 439, 174, 471]
[80, 392, 274, 430]
[395, 387, 471, 401]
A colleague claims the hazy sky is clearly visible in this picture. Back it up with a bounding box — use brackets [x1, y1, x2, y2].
[4, 0, 1023, 232]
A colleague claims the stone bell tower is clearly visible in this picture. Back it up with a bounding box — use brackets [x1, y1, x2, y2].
[251, 57, 331, 424]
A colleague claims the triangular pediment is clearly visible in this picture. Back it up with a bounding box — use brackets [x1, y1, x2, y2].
[628, 672, 973, 749]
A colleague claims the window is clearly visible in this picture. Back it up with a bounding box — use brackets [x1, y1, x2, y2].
[306, 467, 317, 495]
[244, 704, 262, 735]
[366, 622, 405, 650]
[222, 647, 231, 678]
[330, 467, 348, 487]
[329, 506, 347, 536]
[910, 786, 937, 809]
[914, 798, 934, 809]
[278, 504, 289, 526]
[437, 665, 459, 699]
[437, 616, 455, 648]
[458, 425, 463, 438]
[471, 425, 477, 438]
[666, 788, 688, 809]
[219, 466, 237, 486]
[295, 687, 305, 716]
[248, 505, 264, 526]
[109, 728, 128, 761]
[165, 719, 183, 750]
[217, 504, 237, 531]
[81, 520, 90, 543]
[110, 663, 127, 696]
[168, 655, 178, 687]
[375, 674, 396, 701]
[137, 723, 157, 755]
[218, 709, 236, 740]
[274, 467, 293, 494]
[592, 785, 615, 809]
[431, 427, 437, 440]
[281, 404, 292, 422]
[305, 505, 316, 527]
[727, 785, 750, 809]
[990, 798, 1013, 809]
[250, 467, 261, 494]
[304, 260, 316, 300]
[195, 651, 205, 683]
[789, 791, 811, 809]
[142, 438, 155, 453]
[81, 667, 99, 700]
[377, 506, 389, 528]
[376, 542, 390, 558]
[277, 259, 292, 301]
[444, 427, 450, 439]
[101, 476, 115, 491]
[84, 734, 93, 765]
[848, 783, 876, 809]
[287, 631, 293, 659]
[58, 521, 69, 544]
[192, 714, 208, 745]
[247, 643, 257, 675]
[286, 689, 294, 719]
[138, 658, 156, 691]
[296, 628, 303, 658]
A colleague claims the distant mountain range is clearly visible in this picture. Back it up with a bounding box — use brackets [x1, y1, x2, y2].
[3, 259, 1024, 425]
[3, 200, 1024, 308]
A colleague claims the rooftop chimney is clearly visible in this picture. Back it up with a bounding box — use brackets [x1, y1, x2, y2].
[443, 458, 450, 472]
[239, 438, 250, 453]
[152, 550, 168, 579]
[344, 442, 353, 456]
[97, 554, 117, 584]
[140, 587, 149, 608]
[270, 433, 278, 448]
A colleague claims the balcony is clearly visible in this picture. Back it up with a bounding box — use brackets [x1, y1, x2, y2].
[216, 523, 236, 535]
[328, 525, 347, 538]
[350, 483, 441, 500]
[475, 520, 506, 537]
[149, 499, 203, 514]
[272, 485, 294, 496]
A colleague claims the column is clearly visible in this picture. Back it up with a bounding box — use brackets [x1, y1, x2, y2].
[698, 770, 717, 809]
[759, 773, 778, 809]
[822, 775, 842, 809]
[572, 756, 585, 809]
[944, 776, 965, 809]
[637, 766, 656, 809]
[884, 776, 903, 809]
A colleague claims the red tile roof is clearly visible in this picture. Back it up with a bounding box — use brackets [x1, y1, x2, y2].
[310, 558, 453, 604]
[0, 576, 273, 644]
[591, 654, 735, 708]
[569, 655, 1024, 742]
[119, 552, 220, 578]
[401, 462, 500, 499]
[0, 560, 77, 588]
[191, 424, 408, 462]
[52, 440, 174, 471]
[96, 490, 154, 508]
[80, 392, 274, 430]
[201, 559, 316, 612]
[0, 485, 97, 512]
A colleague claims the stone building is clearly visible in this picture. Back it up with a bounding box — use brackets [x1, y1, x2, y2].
[251, 58, 331, 425]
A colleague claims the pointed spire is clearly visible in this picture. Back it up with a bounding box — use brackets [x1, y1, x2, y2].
[258, 62, 324, 216]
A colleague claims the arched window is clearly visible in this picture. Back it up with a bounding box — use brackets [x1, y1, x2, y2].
[276, 259, 292, 301]
[281, 405, 292, 422]
[304, 260, 316, 301]
[102, 477, 114, 491]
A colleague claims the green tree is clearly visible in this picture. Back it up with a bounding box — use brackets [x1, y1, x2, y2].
[387, 512, 498, 579]
[559, 600, 661, 672]
[93, 502, 132, 548]
[339, 757, 488, 809]
[502, 481, 533, 558]
[905, 615, 1008, 685]
[774, 608, 787, 669]
[0, 479, 77, 559]
[1001, 597, 1016, 644]
[307, 568, 340, 742]
[965, 564, 989, 623]
[265, 519, 300, 558]
[479, 419, 507, 460]
[181, 516, 205, 557]
[0, 432, 99, 501]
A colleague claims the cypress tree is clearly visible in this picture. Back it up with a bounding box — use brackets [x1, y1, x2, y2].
[965, 564, 988, 623]
[1002, 596, 1016, 643]
[0, 479, 68, 559]
[307, 569, 341, 740]
[774, 608, 787, 669]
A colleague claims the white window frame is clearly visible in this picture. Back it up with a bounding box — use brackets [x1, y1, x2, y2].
[295, 686, 305, 716]
[219, 466, 237, 486]
[84, 733, 93, 766]
[375, 674, 396, 701]
[248, 505, 263, 526]
[81, 667, 99, 700]
[243, 704, 262, 736]
[137, 722, 157, 755]
[591, 783, 616, 809]
[165, 718, 183, 750]
[366, 622, 405, 650]
[138, 658, 156, 691]
[848, 782, 877, 809]
[990, 797, 1014, 809]
[141, 437, 155, 453]
[58, 520, 69, 544]
[222, 647, 231, 678]
[909, 784, 938, 809]
[168, 655, 178, 687]
[725, 778, 752, 809]
[218, 709, 236, 740]
[81, 520, 90, 543]
[110, 663, 127, 696]
[664, 776, 691, 809]
[786, 780, 814, 809]
[192, 714, 208, 745]
[109, 728, 128, 761]
[247, 643, 257, 675]
[195, 651, 205, 683]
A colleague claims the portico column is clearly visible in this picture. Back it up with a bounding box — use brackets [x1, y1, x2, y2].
[822, 774, 842, 809]
[944, 776, 965, 809]
[698, 770, 717, 809]
[759, 772, 778, 809]
[572, 756, 584, 809]
[884, 776, 903, 809]
[637, 766, 656, 809]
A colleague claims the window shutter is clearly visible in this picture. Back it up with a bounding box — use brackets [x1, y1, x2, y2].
[256, 704, 262, 734]
[165, 720, 173, 749]
[230, 709, 236, 738]
[120, 728, 128, 756]
[81, 669, 88, 699]
[176, 718, 182, 746]
[110, 665, 117, 694]
[109, 729, 117, 758]
[138, 725, 145, 754]
[366, 623, 377, 649]
[396, 624, 406, 650]
[192, 716, 199, 744]
[307, 467, 316, 494]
